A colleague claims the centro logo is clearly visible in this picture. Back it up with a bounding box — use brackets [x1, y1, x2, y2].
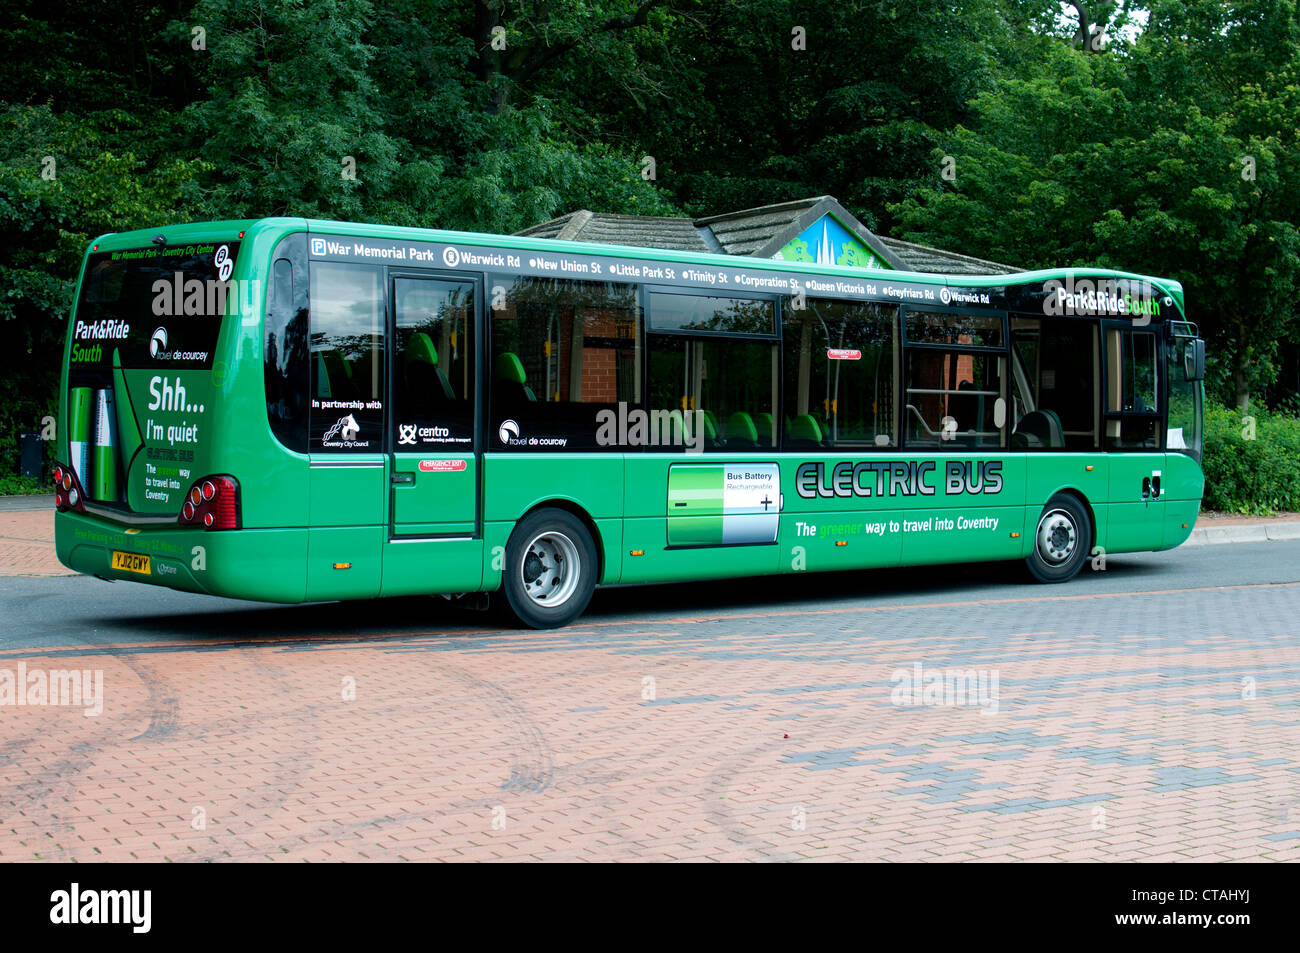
[498, 419, 519, 444]
[442, 247, 460, 267]
[150, 327, 168, 358]
[310, 237, 327, 256]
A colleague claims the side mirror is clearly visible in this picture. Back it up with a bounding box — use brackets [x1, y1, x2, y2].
[1182, 339, 1205, 382]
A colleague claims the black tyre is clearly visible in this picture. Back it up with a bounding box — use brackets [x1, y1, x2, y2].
[1025, 493, 1092, 583]
[501, 508, 598, 628]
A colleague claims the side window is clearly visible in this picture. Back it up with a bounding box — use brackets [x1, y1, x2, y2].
[265, 234, 309, 452]
[1009, 317, 1099, 450]
[646, 293, 778, 453]
[393, 278, 474, 450]
[903, 311, 1005, 449]
[489, 276, 641, 450]
[309, 262, 384, 452]
[1104, 327, 1160, 449]
[782, 299, 897, 449]
[1166, 336, 1202, 461]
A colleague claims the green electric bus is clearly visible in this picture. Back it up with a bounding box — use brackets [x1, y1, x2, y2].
[54, 217, 1205, 627]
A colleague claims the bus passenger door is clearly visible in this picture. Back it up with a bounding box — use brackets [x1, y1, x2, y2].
[383, 274, 483, 595]
[305, 261, 388, 601]
[1101, 321, 1165, 553]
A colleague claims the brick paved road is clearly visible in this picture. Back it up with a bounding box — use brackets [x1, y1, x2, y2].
[1, 520, 1298, 861]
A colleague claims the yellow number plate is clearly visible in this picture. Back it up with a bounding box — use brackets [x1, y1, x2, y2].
[111, 550, 151, 576]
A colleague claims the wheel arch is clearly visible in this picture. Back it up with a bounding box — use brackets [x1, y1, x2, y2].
[1039, 486, 1098, 552]
[517, 498, 606, 585]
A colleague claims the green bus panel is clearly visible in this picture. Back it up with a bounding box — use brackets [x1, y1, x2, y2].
[897, 455, 1026, 566]
[306, 526, 382, 600]
[1161, 451, 1205, 505]
[308, 457, 387, 526]
[390, 451, 477, 536]
[481, 454, 626, 586]
[623, 453, 781, 584]
[305, 457, 386, 600]
[1022, 453, 1109, 558]
[621, 517, 777, 583]
[775, 509, 906, 574]
[1158, 452, 1204, 551]
[1105, 451, 1166, 553]
[381, 538, 484, 596]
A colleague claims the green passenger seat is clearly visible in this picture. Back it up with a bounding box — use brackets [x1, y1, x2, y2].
[317, 349, 353, 399]
[726, 411, 759, 448]
[405, 332, 455, 402]
[787, 413, 824, 446]
[494, 352, 536, 402]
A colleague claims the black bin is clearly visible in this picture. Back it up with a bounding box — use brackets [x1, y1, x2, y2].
[19, 431, 42, 480]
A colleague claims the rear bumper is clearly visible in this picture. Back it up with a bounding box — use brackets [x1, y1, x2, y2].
[55, 510, 307, 603]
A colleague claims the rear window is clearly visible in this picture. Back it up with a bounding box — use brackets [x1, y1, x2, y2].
[73, 241, 241, 372]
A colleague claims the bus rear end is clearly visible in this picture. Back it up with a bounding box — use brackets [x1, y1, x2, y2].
[53, 221, 307, 602]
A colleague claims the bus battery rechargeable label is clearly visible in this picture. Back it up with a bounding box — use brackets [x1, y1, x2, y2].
[68, 386, 93, 491]
[92, 388, 119, 502]
[667, 464, 780, 547]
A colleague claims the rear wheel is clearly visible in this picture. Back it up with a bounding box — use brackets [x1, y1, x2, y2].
[1025, 493, 1092, 583]
[501, 508, 597, 628]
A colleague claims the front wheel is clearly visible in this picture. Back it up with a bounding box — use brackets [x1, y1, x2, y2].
[1025, 493, 1092, 583]
[501, 508, 598, 628]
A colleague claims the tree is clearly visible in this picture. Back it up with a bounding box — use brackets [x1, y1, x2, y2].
[893, 0, 1300, 409]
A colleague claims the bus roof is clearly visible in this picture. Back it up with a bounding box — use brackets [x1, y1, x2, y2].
[87, 216, 1187, 315]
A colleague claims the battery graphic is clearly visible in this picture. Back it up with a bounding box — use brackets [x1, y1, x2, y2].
[667, 463, 780, 547]
[92, 388, 119, 501]
[68, 386, 93, 490]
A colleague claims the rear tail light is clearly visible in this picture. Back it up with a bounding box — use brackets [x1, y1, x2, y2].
[52, 462, 87, 513]
[178, 474, 241, 530]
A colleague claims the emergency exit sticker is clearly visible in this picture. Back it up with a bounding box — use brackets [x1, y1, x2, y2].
[827, 348, 861, 360]
[419, 459, 467, 472]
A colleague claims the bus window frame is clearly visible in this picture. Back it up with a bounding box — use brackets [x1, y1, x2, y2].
[899, 305, 1010, 452]
[641, 284, 782, 453]
[385, 267, 483, 457]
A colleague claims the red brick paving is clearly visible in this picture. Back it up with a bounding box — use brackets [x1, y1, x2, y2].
[1, 613, 1298, 861]
[3, 504, 1299, 861]
[0, 509, 68, 577]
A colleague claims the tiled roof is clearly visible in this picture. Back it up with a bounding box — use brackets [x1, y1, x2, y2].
[695, 197, 825, 256]
[517, 210, 713, 253]
[877, 236, 1018, 276]
[516, 197, 1019, 275]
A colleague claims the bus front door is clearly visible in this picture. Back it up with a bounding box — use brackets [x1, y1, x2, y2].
[1101, 321, 1165, 553]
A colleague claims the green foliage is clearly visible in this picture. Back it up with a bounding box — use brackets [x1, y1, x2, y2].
[893, 0, 1300, 410]
[1202, 404, 1300, 514]
[0, 474, 46, 496]
[0, 102, 208, 473]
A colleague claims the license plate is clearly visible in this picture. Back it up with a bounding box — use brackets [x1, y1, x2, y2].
[111, 550, 151, 575]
